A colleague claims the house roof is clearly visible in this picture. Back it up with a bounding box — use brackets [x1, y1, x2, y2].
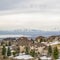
[47, 41, 60, 46]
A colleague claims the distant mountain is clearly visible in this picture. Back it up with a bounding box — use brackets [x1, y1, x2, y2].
[0, 29, 60, 37]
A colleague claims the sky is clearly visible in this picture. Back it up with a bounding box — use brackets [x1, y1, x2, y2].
[0, 0, 60, 31]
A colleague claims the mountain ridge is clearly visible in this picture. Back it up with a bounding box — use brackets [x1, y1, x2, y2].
[0, 29, 60, 37]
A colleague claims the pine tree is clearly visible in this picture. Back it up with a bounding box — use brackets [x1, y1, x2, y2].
[25, 47, 29, 54]
[1, 41, 4, 45]
[48, 45, 52, 56]
[13, 51, 16, 57]
[40, 39, 43, 43]
[31, 39, 34, 44]
[2, 45, 6, 56]
[53, 47, 59, 59]
[38, 58, 41, 60]
[8, 41, 11, 46]
[30, 50, 35, 57]
[16, 47, 20, 56]
[7, 47, 11, 56]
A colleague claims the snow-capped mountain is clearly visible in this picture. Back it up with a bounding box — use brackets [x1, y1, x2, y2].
[0, 29, 60, 37]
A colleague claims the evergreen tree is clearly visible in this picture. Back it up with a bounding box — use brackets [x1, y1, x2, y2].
[32, 40, 34, 44]
[31, 39, 34, 44]
[30, 50, 35, 57]
[13, 51, 16, 57]
[7, 47, 11, 56]
[38, 58, 41, 60]
[1, 41, 4, 45]
[48, 45, 52, 56]
[8, 41, 11, 46]
[6, 42, 8, 46]
[53, 47, 59, 59]
[16, 47, 20, 55]
[25, 47, 29, 54]
[2, 45, 6, 55]
[40, 39, 43, 43]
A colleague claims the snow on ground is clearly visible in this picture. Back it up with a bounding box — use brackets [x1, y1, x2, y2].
[40, 56, 52, 60]
[13, 53, 33, 60]
[50, 41, 60, 45]
[57, 59, 60, 60]
[47, 41, 60, 46]
[41, 41, 60, 46]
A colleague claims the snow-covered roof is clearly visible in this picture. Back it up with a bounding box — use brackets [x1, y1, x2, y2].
[50, 41, 60, 45]
[47, 41, 60, 46]
[40, 56, 52, 60]
[14, 54, 33, 60]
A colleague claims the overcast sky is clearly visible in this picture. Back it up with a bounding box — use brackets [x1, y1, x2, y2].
[0, 0, 60, 31]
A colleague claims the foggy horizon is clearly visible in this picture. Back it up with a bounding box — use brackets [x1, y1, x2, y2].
[0, 0, 60, 31]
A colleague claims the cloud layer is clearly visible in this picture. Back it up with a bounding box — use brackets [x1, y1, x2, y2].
[0, 0, 60, 14]
[0, 13, 60, 31]
[0, 0, 60, 31]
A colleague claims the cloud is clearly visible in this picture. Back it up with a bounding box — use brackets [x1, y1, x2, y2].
[0, 13, 60, 31]
[0, 0, 60, 14]
[0, 0, 60, 31]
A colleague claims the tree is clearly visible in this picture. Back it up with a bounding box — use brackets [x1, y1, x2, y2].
[30, 50, 36, 57]
[25, 47, 29, 54]
[40, 39, 43, 43]
[38, 58, 41, 60]
[48, 45, 52, 56]
[31, 39, 34, 44]
[8, 41, 11, 46]
[16, 47, 20, 56]
[2, 45, 6, 56]
[13, 51, 16, 57]
[1, 41, 4, 45]
[53, 47, 59, 59]
[7, 47, 11, 56]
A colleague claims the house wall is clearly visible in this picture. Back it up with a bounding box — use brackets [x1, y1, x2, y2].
[19, 46, 25, 53]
